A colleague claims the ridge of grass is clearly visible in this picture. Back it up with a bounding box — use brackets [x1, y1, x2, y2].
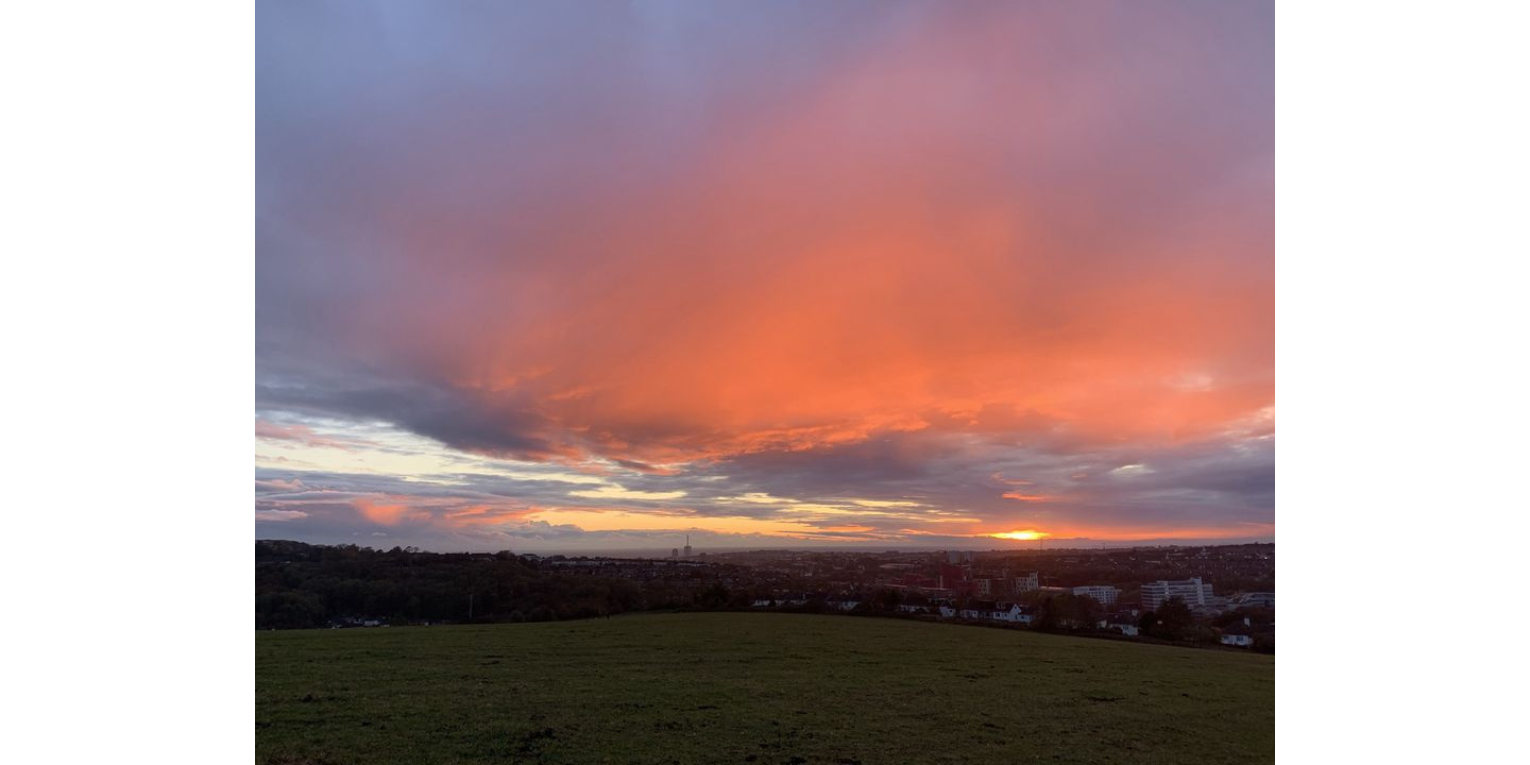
[258, 612, 1273, 764]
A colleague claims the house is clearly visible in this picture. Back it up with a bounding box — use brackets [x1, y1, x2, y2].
[937, 604, 957, 618]
[1107, 623, 1139, 637]
[751, 599, 775, 608]
[831, 600, 861, 611]
[1219, 621, 1256, 646]
[996, 604, 1034, 624]
[957, 602, 1034, 624]
[958, 600, 1001, 620]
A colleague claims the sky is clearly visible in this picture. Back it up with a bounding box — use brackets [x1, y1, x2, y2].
[256, 0, 1273, 554]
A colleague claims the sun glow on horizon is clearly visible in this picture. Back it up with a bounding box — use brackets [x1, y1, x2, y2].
[989, 530, 1051, 541]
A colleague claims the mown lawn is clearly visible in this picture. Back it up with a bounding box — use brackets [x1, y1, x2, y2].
[257, 612, 1272, 764]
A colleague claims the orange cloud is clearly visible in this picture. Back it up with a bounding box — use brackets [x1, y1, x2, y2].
[258, 2, 1273, 546]
[289, 4, 1270, 471]
[352, 496, 430, 527]
[256, 419, 363, 451]
[440, 505, 540, 528]
[1002, 492, 1055, 503]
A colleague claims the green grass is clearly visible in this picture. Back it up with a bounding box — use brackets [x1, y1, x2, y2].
[257, 612, 1272, 764]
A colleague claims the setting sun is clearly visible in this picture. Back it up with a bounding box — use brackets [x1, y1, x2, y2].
[990, 530, 1051, 541]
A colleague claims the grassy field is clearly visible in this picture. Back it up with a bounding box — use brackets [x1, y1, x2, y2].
[257, 612, 1273, 764]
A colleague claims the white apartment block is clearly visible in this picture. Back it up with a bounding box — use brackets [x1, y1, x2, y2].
[1072, 585, 1121, 606]
[1013, 572, 1039, 593]
[1141, 578, 1213, 611]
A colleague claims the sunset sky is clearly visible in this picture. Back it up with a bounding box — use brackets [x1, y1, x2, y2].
[256, 1, 1273, 553]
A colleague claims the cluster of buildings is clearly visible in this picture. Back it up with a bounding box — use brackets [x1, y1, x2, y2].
[1140, 577, 1276, 617]
[669, 535, 694, 559]
[887, 558, 1126, 610]
[743, 559, 1273, 647]
[699, 547, 1274, 647]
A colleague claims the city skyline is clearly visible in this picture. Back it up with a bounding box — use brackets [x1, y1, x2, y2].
[257, 1, 1273, 553]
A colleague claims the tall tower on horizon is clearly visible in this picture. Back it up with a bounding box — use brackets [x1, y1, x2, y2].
[683, 534, 692, 558]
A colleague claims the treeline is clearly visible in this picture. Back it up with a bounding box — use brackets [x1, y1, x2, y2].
[256, 541, 699, 629]
[256, 542, 1274, 652]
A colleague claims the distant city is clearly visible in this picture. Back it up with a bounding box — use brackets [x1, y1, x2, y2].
[460, 542, 1272, 649]
[260, 539, 1273, 651]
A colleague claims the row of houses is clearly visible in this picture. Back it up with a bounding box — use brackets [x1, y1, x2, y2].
[889, 601, 1036, 624]
[873, 600, 1138, 634]
[953, 602, 1034, 624]
[750, 598, 862, 611]
[745, 597, 1265, 647]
